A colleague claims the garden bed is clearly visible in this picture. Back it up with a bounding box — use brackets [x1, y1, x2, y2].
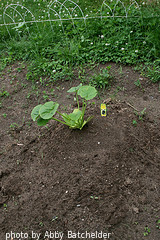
[0, 62, 160, 240]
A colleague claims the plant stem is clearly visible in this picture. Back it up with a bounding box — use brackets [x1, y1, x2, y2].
[52, 117, 71, 127]
[57, 111, 70, 120]
[81, 100, 86, 123]
[76, 92, 79, 109]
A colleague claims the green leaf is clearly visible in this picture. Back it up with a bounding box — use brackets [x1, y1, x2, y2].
[37, 117, 50, 126]
[62, 113, 74, 126]
[69, 109, 82, 121]
[31, 104, 42, 121]
[78, 86, 97, 100]
[67, 83, 82, 93]
[62, 111, 83, 129]
[39, 101, 59, 119]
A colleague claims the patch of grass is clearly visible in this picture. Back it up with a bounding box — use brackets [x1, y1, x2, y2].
[90, 66, 112, 89]
[145, 61, 160, 83]
[0, 1, 160, 82]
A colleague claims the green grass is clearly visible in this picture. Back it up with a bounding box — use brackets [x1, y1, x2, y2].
[89, 66, 113, 89]
[0, 0, 160, 83]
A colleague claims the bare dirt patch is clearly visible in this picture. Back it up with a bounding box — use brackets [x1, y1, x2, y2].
[0, 63, 160, 240]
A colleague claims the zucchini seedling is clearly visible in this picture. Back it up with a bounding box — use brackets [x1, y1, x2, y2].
[31, 84, 97, 130]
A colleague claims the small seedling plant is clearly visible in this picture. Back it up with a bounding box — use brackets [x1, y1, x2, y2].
[135, 108, 146, 121]
[31, 84, 97, 130]
[143, 226, 151, 236]
[156, 219, 160, 230]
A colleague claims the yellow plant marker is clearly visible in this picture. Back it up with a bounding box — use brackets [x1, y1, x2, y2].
[101, 104, 106, 116]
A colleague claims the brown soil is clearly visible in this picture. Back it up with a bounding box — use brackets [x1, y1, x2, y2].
[0, 62, 160, 240]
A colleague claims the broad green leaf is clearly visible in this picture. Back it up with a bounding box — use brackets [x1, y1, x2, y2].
[69, 109, 82, 121]
[67, 83, 82, 93]
[31, 104, 42, 121]
[37, 117, 50, 126]
[62, 113, 75, 126]
[39, 101, 59, 119]
[62, 112, 82, 129]
[78, 86, 97, 100]
[61, 113, 70, 122]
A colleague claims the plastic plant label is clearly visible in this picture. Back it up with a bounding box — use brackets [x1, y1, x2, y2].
[101, 104, 106, 116]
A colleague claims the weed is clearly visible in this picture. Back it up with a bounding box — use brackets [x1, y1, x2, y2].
[135, 108, 146, 121]
[3, 203, 7, 211]
[35, 91, 40, 98]
[156, 219, 160, 230]
[10, 123, 19, 130]
[26, 93, 31, 99]
[56, 86, 60, 91]
[119, 66, 123, 75]
[90, 195, 99, 200]
[90, 66, 112, 89]
[7, 68, 12, 73]
[78, 67, 86, 82]
[39, 222, 43, 227]
[143, 226, 151, 236]
[0, 90, 9, 98]
[17, 67, 22, 73]
[139, 108, 147, 120]
[52, 216, 58, 222]
[134, 79, 141, 88]
[2, 113, 7, 118]
[129, 148, 134, 152]
[132, 120, 137, 126]
[50, 88, 55, 93]
[31, 84, 38, 91]
[21, 83, 27, 88]
[42, 91, 49, 101]
[31, 84, 97, 130]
